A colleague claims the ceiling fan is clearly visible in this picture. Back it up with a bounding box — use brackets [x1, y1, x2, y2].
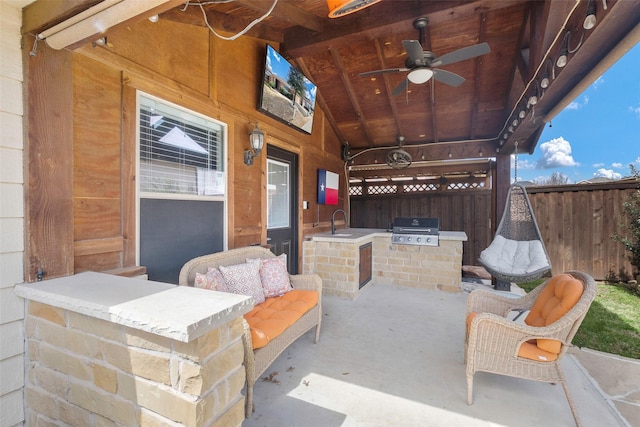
[386, 136, 412, 169]
[359, 17, 490, 96]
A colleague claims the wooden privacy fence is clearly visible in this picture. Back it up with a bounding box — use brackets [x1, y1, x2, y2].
[350, 179, 637, 281]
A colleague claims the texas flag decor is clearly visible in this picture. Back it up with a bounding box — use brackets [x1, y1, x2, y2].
[317, 169, 339, 205]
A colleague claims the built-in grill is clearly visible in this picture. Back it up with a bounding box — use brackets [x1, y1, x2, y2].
[391, 217, 440, 246]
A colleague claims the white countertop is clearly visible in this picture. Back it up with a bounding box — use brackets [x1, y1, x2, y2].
[15, 271, 253, 342]
[307, 228, 467, 243]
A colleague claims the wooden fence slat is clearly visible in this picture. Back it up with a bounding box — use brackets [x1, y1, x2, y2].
[351, 180, 637, 280]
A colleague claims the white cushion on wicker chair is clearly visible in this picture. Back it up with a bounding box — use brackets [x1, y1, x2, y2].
[479, 235, 550, 275]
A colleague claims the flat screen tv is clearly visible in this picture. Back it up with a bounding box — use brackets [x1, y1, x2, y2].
[258, 44, 317, 134]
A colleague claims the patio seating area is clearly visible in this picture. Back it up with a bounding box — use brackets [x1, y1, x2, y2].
[243, 281, 639, 427]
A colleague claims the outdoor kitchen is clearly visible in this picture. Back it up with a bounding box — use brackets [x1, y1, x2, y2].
[303, 218, 467, 299]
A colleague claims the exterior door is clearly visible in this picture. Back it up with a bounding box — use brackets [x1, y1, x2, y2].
[266, 145, 298, 273]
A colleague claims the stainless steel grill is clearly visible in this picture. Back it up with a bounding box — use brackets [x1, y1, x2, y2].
[391, 217, 439, 246]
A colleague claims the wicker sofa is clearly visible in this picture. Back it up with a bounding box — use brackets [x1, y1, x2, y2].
[178, 246, 322, 418]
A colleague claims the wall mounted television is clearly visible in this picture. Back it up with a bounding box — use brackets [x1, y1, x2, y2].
[258, 44, 317, 135]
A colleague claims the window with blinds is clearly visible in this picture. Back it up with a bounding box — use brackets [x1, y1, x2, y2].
[138, 94, 226, 197]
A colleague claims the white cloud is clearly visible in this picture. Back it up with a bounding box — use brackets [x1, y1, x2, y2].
[592, 76, 604, 89]
[612, 162, 623, 168]
[511, 156, 535, 170]
[635, 157, 640, 168]
[629, 104, 640, 119]
[565, 95, 589, 110]
[594, 169, 622, 180]
[593, 162, 605, 168]
[536, 137, 578, 169]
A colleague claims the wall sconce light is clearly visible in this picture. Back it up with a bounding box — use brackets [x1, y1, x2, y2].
[244, 123, 265, 166]
[583, 0, 597, 30]
[149, 15, 159, 23]
[556, 32, 570, 68]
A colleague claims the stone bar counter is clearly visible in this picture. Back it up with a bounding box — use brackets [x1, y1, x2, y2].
[14, 271, 253, 427]
[303, 228, 467, 299]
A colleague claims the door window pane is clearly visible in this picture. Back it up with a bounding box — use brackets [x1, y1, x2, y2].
[267, 159, 290, 229]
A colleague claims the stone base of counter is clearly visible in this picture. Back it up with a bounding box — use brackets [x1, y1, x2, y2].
[372, 237, 462, 293]
[303, 236, 463, 299]
[303, 240, 363, 299]
[23, 301, 246, 426]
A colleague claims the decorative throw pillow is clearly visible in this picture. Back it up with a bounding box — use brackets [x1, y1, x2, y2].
[194, 267, 228, 292]
[219, 260, 265, 304]
[258, 254, 292, 298]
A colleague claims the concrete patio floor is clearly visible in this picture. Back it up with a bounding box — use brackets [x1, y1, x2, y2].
[243, 281, 639, 427]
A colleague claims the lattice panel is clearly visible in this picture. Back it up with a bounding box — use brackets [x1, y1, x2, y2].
[403, 183, 439, 193]
[349, 186, 363, 196]
[446, 182, 485, 190]
[367, 185, 397, 195]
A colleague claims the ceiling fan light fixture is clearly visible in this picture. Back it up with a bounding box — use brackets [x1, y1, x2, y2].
[327, 0, 382, 18]
[407, 68, 434, 84]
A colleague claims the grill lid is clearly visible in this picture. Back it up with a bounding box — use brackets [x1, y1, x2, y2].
[392, 217, 439, 235]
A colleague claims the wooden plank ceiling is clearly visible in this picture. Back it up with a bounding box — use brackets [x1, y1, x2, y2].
[163, 0, 638, 176]
[29, 0, 640, 178]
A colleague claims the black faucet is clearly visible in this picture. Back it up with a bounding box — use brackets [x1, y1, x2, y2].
[331, 209, 348, 234]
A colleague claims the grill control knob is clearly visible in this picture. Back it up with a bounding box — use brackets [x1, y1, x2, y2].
[427, 237, 431, 243]
[407, 236, 412, 242]
[417, 237, 422, 243]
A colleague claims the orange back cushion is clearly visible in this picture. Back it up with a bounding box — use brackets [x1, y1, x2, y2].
[524, 274, 583, 354]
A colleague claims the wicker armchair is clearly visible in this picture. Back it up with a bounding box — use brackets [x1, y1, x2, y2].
[179, 246, 322, 418]
[465, 270, 596, 426]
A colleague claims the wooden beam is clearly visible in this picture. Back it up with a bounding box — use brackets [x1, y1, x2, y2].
[373, 38, 404, 137]
[330, 48, 375, 146]
[284, 0, 523, 58]
[469, 12, 488, 139]
[233, 0, 324, 33]
[296, 58, 345, 144]
[22, 0, 98, 35]
[160, 6, 285, 43]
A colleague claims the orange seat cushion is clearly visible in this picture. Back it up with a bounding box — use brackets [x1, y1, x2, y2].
[466, 274, 583, 363]
[244, 290, 318, 350]
[523, 273, 583, 355]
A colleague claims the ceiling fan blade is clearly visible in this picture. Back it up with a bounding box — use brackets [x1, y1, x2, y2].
[359, 67, 409, 77]
[391, 79, 409, 96]
[431, 42, 490, 67]
[432, 69, 465, 87]
[402, 40, 424, 63]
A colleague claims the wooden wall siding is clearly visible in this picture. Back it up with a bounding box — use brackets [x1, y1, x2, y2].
[350, 181, 637, 280]
[108, 19, 210, 95]
[24, 17, 346, 279]
[24, 45, 74, 282]
[73, 55, 124, 273]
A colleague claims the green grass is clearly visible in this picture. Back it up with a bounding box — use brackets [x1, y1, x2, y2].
[518, 280, 640, 359]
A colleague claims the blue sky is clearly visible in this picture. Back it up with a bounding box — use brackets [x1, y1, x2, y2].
[513, 42, 640, 184]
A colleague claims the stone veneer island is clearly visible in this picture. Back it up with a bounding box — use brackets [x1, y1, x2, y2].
[15, 271, 253, 426]
[303, 228, 467, 299]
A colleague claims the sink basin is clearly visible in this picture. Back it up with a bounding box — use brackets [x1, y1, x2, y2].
[332, 234, 352, 237]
